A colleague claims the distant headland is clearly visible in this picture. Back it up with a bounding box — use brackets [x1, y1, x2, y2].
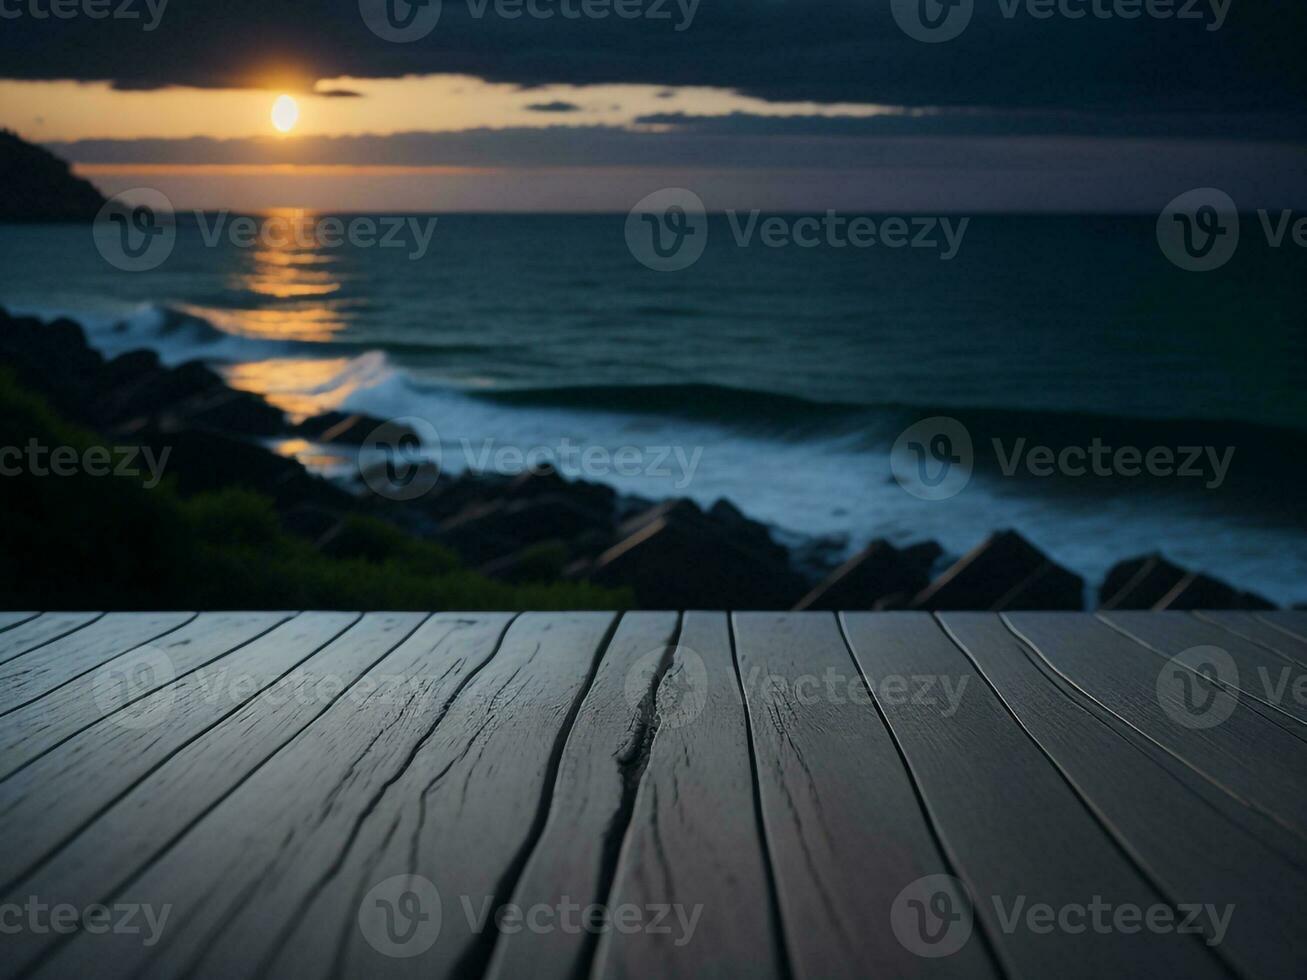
[0, 130, 106, 222]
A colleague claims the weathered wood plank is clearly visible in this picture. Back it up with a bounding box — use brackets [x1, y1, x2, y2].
[1006, 612, 1307, 841]
[484, 611, 681, 980]
[0, 612, 100, 667]
[1102, 610, 1307, 729]
[732, 611, 1000, 980]
[0, 611, 293, 779]
[843, 612, 1223, 977]
[1258, 611, 1307, 644]
[0, 612, 359, 895]
[0, 612, 194, 715]
[942, 612, 1307, 980]
[588, 612, 788, 980]
[7, 612, 426, 980]
[36, 613, 613, 980]
[1196, 610, 1307, 669]
[0, 612, 37, 632]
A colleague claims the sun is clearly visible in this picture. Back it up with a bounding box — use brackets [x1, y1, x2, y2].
[271, 94, 300, 134]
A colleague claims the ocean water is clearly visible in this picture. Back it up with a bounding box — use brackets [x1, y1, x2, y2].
[1, 213, 1304, 603]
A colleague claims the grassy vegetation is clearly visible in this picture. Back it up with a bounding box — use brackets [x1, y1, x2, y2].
[0, 370, 630, 610]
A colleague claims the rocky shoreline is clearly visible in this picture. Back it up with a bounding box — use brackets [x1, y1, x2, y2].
[0, 307, 1285, 611]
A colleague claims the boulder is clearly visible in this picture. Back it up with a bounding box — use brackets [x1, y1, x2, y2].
[709, 498, 788, 565]
[911, 530, 1083, 611]
[295, 412, 411, 446]
[1155, 571, 1274, 611]
[131, 427, 352, 512]
[793, 539, 941, 611]
[1100, 553, 1273, 610]
[1098, 553, 1188, 609]
[588, 515, 805, 610]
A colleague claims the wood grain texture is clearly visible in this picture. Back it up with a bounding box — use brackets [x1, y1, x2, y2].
[34, 613, 615, 980]
[842, 612, 1227, 979]
[942, 612, 1307, 980]
[0, 612, 37, 632]
[1196, 611, 1307, 669]
[733, 611, 1000, 980]
[0, 612, 193, 715]
[1258, 611, 1307, 644]
[1006, 612, 1307, 842]
[1101, 610, 1307, 729]
[21, 614, 509, 980]
[0, 612, 101, 668]
[0, 611, 292, 779]
[10, 612, 428, 980]
[590, 612, 788, 980]
[0, 612, 359, 894]
[485, 611, 680, 980]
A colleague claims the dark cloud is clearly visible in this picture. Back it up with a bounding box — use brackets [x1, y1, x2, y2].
[635, 110, 1307, 142]
[315, 88, 364, 98]
[1, 1, 1304, 118]
[525, 101, 582, 112]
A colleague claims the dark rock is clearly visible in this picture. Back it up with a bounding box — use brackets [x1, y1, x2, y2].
[617, 498, 704, 539]
[133, 427, 352, 512]
[0, 311, 105, 419]
[589, 515, 806, 610]
[503, 465, 617, 513]
[0, 130, 107, 222]
[295, 412, 408, 446]
[911, 530, 1083, 611]
[709, 497, 788, 565]
[1100, 553, 1273, 610]
[1155, 572, 1275, 611]
[435, 494, 613, 567]
[1099, 553, 1188, 609]
[794, 539, 936, 611]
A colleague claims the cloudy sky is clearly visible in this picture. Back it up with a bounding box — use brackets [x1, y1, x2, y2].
[2, 0, 1304, 210]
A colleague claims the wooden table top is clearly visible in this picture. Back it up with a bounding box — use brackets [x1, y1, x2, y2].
[1, 610, 1304, 979]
